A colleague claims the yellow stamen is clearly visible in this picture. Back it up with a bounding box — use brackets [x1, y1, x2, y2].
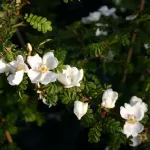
[38, 64, 48, 73]
[16, 67, 23, 71]
[127, 115, 137, 124]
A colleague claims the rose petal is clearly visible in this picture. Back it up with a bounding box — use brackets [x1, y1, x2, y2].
[123, 122, 144, 138]
[17, 55, 24, 63]
[130, 96, 142, 105]
[120, 106, 128, 119]
[57, 73, 71, 86]
[7, 70, 24, 85]
[0, 60, 6, 73]
[72, 69, 83, 84]
[27, 54, 42, 70]
[40, 71, 57, 85]
[132, 106, 144, 121]
[28, 69, 41, 83]
[130, 136, 141, 147]
[42, 52, 58, 70]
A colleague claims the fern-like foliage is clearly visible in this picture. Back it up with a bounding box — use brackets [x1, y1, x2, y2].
[24, 13, 52, 33]
[88, 123, 102, 143]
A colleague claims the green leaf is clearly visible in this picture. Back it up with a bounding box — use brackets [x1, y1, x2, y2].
[81, 108, 96, 128]
[88, 123, 102, 143]
[60, 91, 78, 104]
[102, 118, 122, 134]
[63, 0, 68, 3]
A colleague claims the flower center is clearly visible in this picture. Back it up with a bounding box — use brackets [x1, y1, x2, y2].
[16, 66, 23, 71]
[38, 64, 48, 73]
[127, 115, 137, 124]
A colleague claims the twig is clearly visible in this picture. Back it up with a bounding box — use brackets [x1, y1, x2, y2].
[1, 118, 13, 143]
[122, 32, 136, 83]
[122, 0, 145, 83]
[5, 131, 13, 143]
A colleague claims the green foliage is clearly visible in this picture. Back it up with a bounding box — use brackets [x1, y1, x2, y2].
[63, 0, 81, 3]
[140, 114, 149, 125]
[88, 123, 102, 143]
[102, 118, 122, 134]
[60, 90, 79, 104]
[81, 108, 96, 128]
[24, 13, 52, 33]
[0, 0, 150, 149]
[108, 133, 127, 150]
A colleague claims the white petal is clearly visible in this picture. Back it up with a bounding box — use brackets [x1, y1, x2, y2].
[141, 102, 148, 113]
[120, 106, 128, 119]
[17, 55, 24, 63]
[99, 6, 109, 12]
[88, 12, 101, 22]
[124, 103, 133, 114]
[130, 96, 142, 105]
[64, 84, 74, 88]
[123, 122, 144, 137]
[63, 65, 71, 74]
[24, 64, 29, 73]
[144, 44, 149, 49]
[40, 71, 57, 85]
[130, 136, 141, 147]
[27, 69, 41, 83]
[27, 54, 42, 70]
[9, 61, 18, 73]
[95, 28, 101, 36]
[83, 103, 88, 115]
[72, 69, 83, 85]
[130, 96, 148, 113]
[126, 15, 137, 21]
[42, 99, 52, 108]
[108, 8, 116, 14]
[42, 52, 58, 70]
[132, 106, 144, 121]
[57, 74, 71, 86]
[0, 59, 6, 73]
[7, 70, 24, 85]
[73, 101, 88, 120]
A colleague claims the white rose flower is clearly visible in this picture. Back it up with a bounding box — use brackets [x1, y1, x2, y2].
[130, 96, 148, 113]
[144, 44, 149, 49]
[27, 52, 58, 85]
[98, 6, 116, 16]
[120, 103, 144, 137]
[0, 59, 6, 73]
[73, 101, 88, 120]
[81, 11, 101, 24]
[57, 65, 83, 88]
[7, 55, 29, 85]
[101, 89, 118, 108]
[130, 136, 141, 147]
[95, 28, 108, 36]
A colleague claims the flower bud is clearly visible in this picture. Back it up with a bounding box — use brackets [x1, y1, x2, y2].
[101, 89, 118, 108]
[27, 43, 32, 56]
[73, 101, 88, 120]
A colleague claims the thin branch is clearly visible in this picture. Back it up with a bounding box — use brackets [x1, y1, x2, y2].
[1, 118, 13, 143]
[5, 131, 13, 143]
[122, 0, 145, 83]
[122, 32, 136, 83]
